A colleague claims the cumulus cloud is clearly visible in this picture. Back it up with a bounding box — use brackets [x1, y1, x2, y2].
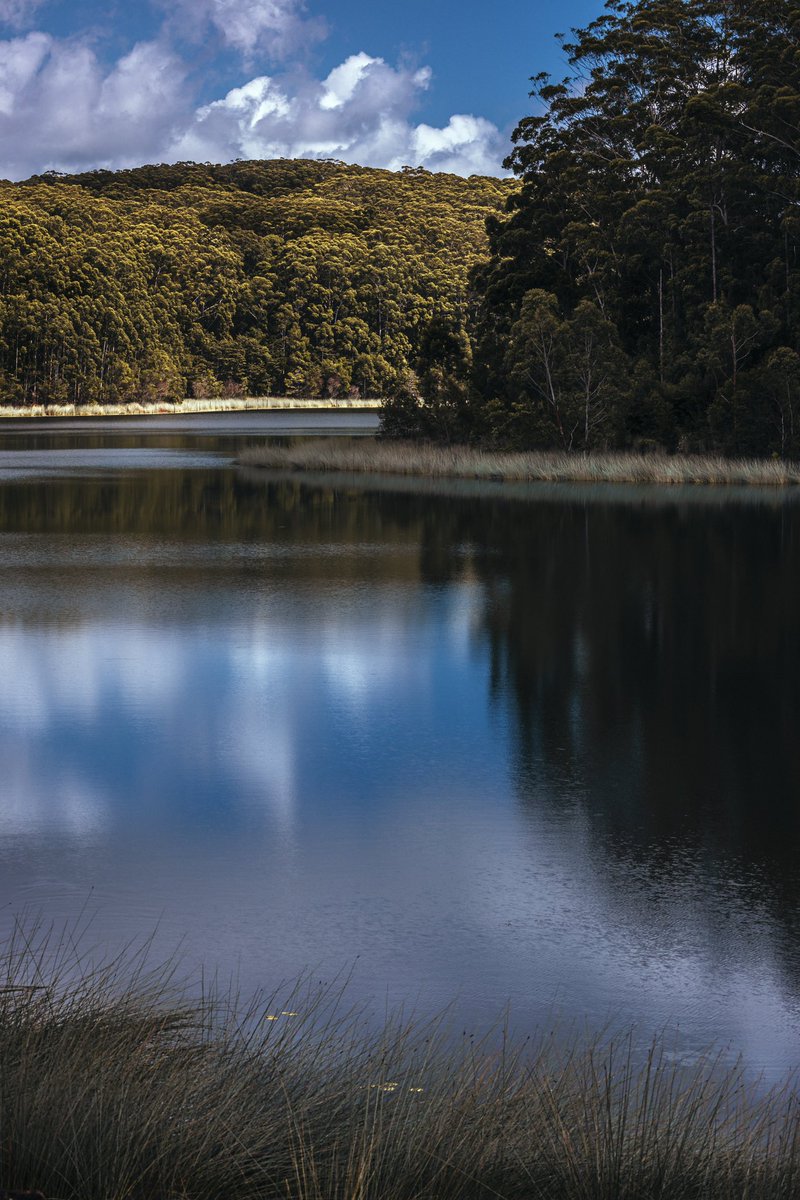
[0, 16, 505, 179]
[0, 33, 191, 177]
[171, 53, 504, 175]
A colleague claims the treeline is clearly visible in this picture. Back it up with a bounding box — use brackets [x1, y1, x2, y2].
[0, 160, 510, 407]
[457, 0, 800, 457]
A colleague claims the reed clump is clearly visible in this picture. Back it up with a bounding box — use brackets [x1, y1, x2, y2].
[0, 927, 798, 1200]
[239, 439, 800, 486]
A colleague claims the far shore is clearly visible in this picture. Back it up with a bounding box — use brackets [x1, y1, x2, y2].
[239, 438, 800, 487]
[0, 396, 382, 419]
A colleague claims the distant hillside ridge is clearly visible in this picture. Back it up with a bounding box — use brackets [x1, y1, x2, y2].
[0, 159, 513, 409]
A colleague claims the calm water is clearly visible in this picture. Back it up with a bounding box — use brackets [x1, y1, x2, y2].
[0, 413, 799, 1077]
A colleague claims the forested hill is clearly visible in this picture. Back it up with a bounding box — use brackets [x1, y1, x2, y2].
[0, 160, 513, 407]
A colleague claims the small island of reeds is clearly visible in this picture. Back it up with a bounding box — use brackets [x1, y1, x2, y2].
[3, 928, 797, 1200]
[239, 440, 800, 487]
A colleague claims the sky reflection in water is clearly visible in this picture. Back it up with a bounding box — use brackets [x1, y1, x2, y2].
[0, 435, 799, 1078]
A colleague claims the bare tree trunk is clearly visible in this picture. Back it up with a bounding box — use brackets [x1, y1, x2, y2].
[658, 269, 664, 385]
[584, 376, 591, 454]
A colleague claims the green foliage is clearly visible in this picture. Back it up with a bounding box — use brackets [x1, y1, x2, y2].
[475, 0, 800, 456]
[381, 313, 477, 442]
[0, 161, 511, 408]
[502, 290, 630, 449]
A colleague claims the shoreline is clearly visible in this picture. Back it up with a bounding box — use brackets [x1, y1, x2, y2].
[0, 397, 382, 419]
[239, 439, 800, 487]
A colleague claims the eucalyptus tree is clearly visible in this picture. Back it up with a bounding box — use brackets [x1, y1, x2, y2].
[0, 162, 511, 409]
[475, 0, 800, 454]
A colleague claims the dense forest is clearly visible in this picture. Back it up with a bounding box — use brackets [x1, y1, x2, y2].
[462, 0, 800, 456]
[0, 160, 510, 408]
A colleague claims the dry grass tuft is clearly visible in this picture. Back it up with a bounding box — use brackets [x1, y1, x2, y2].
[239, 440, 800, 486]
[0, 923, 798, 1200]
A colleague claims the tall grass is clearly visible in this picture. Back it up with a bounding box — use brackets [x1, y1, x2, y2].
[239, 440, 800, 486]
[0, 925, 798, 1200]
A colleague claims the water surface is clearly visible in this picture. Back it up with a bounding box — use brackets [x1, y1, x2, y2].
[0, 414, 798, 1078]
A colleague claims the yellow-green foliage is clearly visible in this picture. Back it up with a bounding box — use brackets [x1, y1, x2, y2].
[0, 161, 512, 407]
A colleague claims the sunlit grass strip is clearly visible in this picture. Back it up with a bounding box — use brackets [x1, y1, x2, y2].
[0, 924, 799, 1200]
[240, 440, 800, 486]
[0, 398, 380, 418]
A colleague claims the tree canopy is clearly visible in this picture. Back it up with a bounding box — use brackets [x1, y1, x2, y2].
[0, 160, 511, 407]
[469, 0, 800, 456]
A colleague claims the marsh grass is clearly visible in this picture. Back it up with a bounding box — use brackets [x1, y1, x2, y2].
[239, 439, 800, 486]
[0, 924, 799, 1200]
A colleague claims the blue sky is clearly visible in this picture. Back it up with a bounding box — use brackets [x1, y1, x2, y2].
[0, 0, 603, 180]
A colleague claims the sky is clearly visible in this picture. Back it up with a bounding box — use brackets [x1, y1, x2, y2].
[0, 0, 603, 181]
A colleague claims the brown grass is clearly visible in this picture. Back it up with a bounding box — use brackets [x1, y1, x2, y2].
[0, 922, 799, 1200]
[239, 440, 800, 486]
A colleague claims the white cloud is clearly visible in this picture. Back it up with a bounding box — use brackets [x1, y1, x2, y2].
[321, 51, 385, 110]
[171, 53, 503, 175]
[0, 27, 505, 180]
[0, 33, 191, 177]
[0, 0, 44, 30]
[0, 29, 47, 115]
[165, 0, 326, 62]
[409, 114, 505, 175]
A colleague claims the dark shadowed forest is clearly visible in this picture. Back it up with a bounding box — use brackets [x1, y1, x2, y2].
[462, 0, 800, 457]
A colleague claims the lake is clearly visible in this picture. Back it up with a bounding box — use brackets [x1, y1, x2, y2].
[0, 411, 799, 1079]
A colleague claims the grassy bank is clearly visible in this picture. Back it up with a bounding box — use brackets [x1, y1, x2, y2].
[1, 930, 799, 1200]
[239, 440, 800, 486]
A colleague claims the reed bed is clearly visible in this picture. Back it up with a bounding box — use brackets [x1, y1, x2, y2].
[239, 440, 800, 486]
[0, 926, 799, 1200]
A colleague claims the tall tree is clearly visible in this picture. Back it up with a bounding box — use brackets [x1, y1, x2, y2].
[474, 0, 800, 455]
